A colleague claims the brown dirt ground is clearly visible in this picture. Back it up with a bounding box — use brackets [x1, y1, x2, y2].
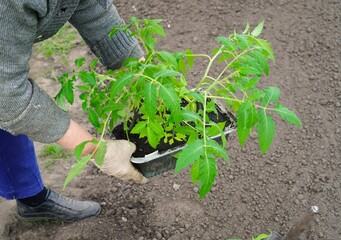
[1, 0, 340, 239]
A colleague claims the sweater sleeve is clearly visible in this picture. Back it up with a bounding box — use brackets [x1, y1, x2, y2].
[0, 2, 70, 143]
[69, 0, 144, 69]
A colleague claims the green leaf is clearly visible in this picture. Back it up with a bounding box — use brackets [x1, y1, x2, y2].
[253, 233, 269, 240]
[64, 155, 91, 187]
[63, 81, 74, 105]
[252, 50, 269, 75]
[131, 121, 147, 134]
[88, 108, 100, 127]
[216, 37, 236, 51]
[147, 126, 159, 149]
[198, 156, 217, 199]
[237, 101, 258, 128]
[156, 51, 177, 67]
[75, 57, 86, 68]
[74, 140, 93, 160]
[149, 120, 164, 135]
[175, 139, 204, 173]
[237, 126, 250, 147]
[274, 103, 302, 127]
[190, 160, 200, 184]
[254, 38, 274, 60]
[78, 71, 96, 86]
[237, 101, 258, 146]
[188, 91, 205, 104]
[243, 22, 250, 34]
[159, 84, 181, 123]
[94, 141, 107, 166]
[90, 58, 99, 71]
[185, 49, 194, 69]
[154, 69, 181, 79]
[245, 77, 260, 89]
[257, 109, 275, 154]
[181, 109, 202, 122]
[261, 86, 281, 106]
[251, 21, 264, 37]
[110, 72, 134, 99]
[55, 93, 67, 111]
[102, 103, 125, 113]
[207, 122, 226, 138]
[235, 34, 250, 50]
[206, 139, 229, 162]
[143, 82, 157, 116]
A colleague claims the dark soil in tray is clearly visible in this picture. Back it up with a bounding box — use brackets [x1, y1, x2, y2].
[112, 106, 234, 158]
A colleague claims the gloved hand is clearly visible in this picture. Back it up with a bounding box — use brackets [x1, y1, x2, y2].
[96, 140, 148, 184]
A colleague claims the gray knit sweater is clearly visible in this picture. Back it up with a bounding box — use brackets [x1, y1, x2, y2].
[0, 0, 143, 143]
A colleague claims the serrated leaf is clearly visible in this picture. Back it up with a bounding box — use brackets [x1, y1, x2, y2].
[74, 140, 93, 160]
[94, 141, 107, 166]
[143, 82, 157, 116]
[185, 49, 194, 69]
[216, 37, 236, 51]
[175, 139, 204, 173]
[178, 58, 187, 75]
[147, 126, 159, 149]
[252, 50, 269, 75]
[237, 101, 258, 146]
[190, 160, 200, 184]
[130, 121, 147, 134]
[206, 139, 229, 162]
[159, 84, 181, 123]
[207, 121, 226, 137]
[253, 233, 269, 240]
[181, 109, 202, 122]
[110, 72, 133, 99]
[261, 86, 281, 106]
[198, 156, 217, 199]
[90, 58, 99, 71]
[154, 69, 181, 79]
[75, 57, 86, 68]
[254, 38, 274, 60]
[63, 81, 74, 105]
[274, 103, 302, 127]
[237, 101, 258, 129]
[239, 66, 261, 76]
[243, 22, 250, 34]
[237, 126, 250, 147]
[102, 103, 125, 113]
[55, 93, 67, 111]
[245, 77, 260, 89]
[235, 34, 249, 50]
[188, 91, 205, 103]
[156, 51, 177, 68]
[149, 120, 164, 135]
[88, 108, 100, 127]
[251, 21, 264, 37]
[64, 155, 91, 188]
[78, 71, 96, 86]
[257, 109, 275, 154]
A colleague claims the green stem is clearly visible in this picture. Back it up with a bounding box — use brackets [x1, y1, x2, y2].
[195, 47, 223, 92]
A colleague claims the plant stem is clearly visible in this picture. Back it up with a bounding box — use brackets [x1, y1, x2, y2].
[195, 47, 223, 92]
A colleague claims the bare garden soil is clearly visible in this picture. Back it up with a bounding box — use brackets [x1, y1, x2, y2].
[1, 0, 340, 239]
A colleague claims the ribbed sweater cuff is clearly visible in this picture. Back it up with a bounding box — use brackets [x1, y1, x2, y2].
[2, 80, 70, 143]
[91, 28, 144, 69]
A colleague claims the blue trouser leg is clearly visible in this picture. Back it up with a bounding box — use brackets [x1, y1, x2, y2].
[0, 129, 44, 200]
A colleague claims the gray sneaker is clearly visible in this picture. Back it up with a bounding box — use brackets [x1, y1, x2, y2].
[16, 189, 101, 222]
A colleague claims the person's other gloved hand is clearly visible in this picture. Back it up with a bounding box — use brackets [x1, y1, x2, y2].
[96, 140, 148, 184]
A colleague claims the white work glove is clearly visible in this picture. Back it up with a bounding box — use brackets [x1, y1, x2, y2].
[96, 140, 148, 184]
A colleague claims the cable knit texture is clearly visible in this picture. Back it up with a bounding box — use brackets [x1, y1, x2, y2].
[0, 0, 144, 143]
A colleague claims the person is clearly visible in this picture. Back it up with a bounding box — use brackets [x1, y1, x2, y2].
[0, 0, 147, 222]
